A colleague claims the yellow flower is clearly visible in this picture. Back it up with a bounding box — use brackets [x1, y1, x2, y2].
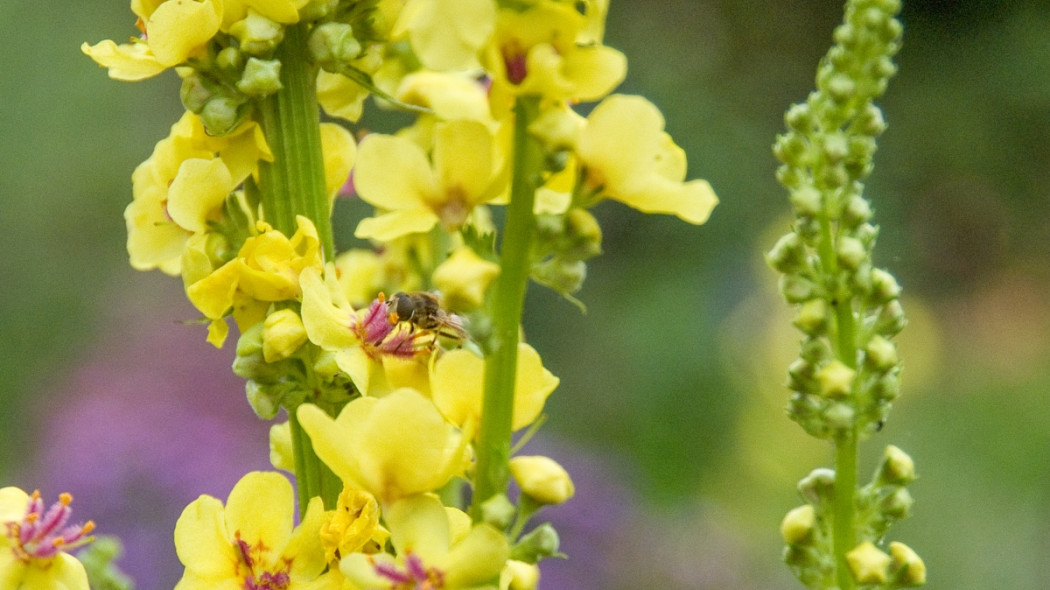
[353, 120, 506, 241]
[221, 0, 308, 29]
[485, 1, 625, 106]
[432, 245, 501, 311]
[186, 216, 322, 347]
[320, 122, 357, 201]
[395, 0, 496, 71]
[430, 343, 559, 434]
[0, 488, 94, 590]
[299, 265, 431, 396]
[319, 487, 386, 566]
[297, 389, 470, 504]
[173, 471, 337, 590]
[340, 494, 509, 590]
[125, 111, 271, 274]
[576, 94, 718, 224]
[82, 0, 223, 81]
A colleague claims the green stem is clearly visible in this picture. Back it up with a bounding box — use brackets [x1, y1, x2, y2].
[256, 23, 334, 260]
[255, 22, 338, 516]
[833, 428, 858, 590]
[472, 96, 542, 520]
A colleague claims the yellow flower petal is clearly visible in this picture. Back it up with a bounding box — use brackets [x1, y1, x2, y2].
[81, 40, 167, 81]
[433, 120, 496, 209]
[399, 0, 495, 71]
[166, 157, 235, 233]
[299, 266, 358, 350]
[354, 134, 436, 211]
[174, 495, 238, 579]
[147, 0, 222, 67]
[321, 122, 356, 198]
[224, 472, 295, 556]
[354, 208, 440, 241]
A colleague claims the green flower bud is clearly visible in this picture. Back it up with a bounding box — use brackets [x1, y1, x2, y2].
[767, 233, 808, 274]
[856, 104, 887, 136]
[842, 194, 872, 227]
[479, 494, 516, 530]
[299, 0, 338, 21]
[874, 299, 907, 335]
[784, 103, 813, 133]
[825, 401, 856, 431]
[564, 208, 603, 260]
[821, 163, 849, 189]
[532, 257, 586, 295]
[836, 236, 867, 270]
[230, 12, 284, 56]
[510, 523, 562, 563]
[799, 337, 833, 364]
[779, 274, 816, 304]
[870, 267, 902, 303]
[817, 360, 856, 398]
[876, 444, 916, 485]
[889, 541, 926, 587]
[236, 57, 283, 97]
[825, 73, 856, 102]
[793, 298, 829, 335]
[309, 22, 362, 67]
[789, 186, 822, 217]
[781, 505, 816, 545]
[821, 133, 848, 163]
[880, 486, 913, 520]
[180, 72, 213, 114]
[200, 97, 242, 136]
[774, 133, 808, 166]
[869, 370, 901, 402]
[846, 541, 891, 585]
[216, 46, 245, 74]
[864, 335, 898, 371]
[798, 468, 836, 505]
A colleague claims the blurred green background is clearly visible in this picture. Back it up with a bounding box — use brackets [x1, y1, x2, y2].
[4, 0, 1050, 588]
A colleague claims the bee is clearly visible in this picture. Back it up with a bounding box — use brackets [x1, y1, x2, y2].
[386, 291, 469, 345]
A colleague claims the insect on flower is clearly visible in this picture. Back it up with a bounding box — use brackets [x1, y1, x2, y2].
[386, 291, 469, 346]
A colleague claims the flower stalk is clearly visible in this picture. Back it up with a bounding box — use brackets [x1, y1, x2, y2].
[473, 95, 543, 520]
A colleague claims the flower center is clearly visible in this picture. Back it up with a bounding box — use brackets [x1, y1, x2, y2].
[236, 535, 291, 590]
[374, 552, 445, 590]
[4, 491, 95, 563]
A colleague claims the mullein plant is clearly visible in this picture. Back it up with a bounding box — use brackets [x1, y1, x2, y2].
[768, 1, 925, 589]
[16, 1, 723, 589]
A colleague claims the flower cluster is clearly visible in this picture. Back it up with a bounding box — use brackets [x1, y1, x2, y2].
[768, 1, 924, 588]
[80, 0, 717, 587]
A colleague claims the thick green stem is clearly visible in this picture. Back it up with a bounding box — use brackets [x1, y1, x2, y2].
[833, 427, 859, 590]
[255, 23, 338, 515]
[256, 23, 334, 261]
[472, 96, 542, 520]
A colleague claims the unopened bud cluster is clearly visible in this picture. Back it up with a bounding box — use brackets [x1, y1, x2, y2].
[767, 0, 905, 441]
[783, 446, 924, 588]
[178, 2, 376, 135]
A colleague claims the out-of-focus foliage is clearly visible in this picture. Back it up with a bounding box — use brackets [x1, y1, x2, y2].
[3, 1, 1050, 588]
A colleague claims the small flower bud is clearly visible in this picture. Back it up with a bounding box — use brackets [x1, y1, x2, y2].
[817, 360, 856, 398]
[846, 541, 891, 584]
[180, 72, 213, 113]
[821, 133, 848, 163]
[821, 163, 849, 188]
[767, 233, 808, 274]
[216, 46, 245, 73]
[889, 541, 926, 586]
[774, 134, 808, 166]
[793, 298, 829, 335]
[789, 186, 823, 217]
[842, 195, 872, 226]
[200, 97, 242, 136]
[510, 523, 561, 563]
[880, 486, 913, 520]
[502, 560, 540, 590]
[263, 308, 307, 362]
[510, 456, 575, 505]
[780, 505, 816, 545]
[784, 103, 813, 133]
[779, 274, 816, 304]
[299, 0, 339, 21]
[836, 236, 867, 270]
[825, 73, 856, 102]
[869, 371, 901, 402]
[533, 258, 587, 295]
[230, 12, 284, 56]
[479, 494, 516, 530]
[870, 268, 902, 303]
[798, 468, 836, 505]
[874, 299, 907, 335]
[876, 445, 916, 485]
[237, 57, 283, 97]
[864, 335, 898, 371]
[856, 104, 887, 136]
[564, 208, 603, 260]
[825, 401, 856, 431]
[309, 22, 362, 67]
